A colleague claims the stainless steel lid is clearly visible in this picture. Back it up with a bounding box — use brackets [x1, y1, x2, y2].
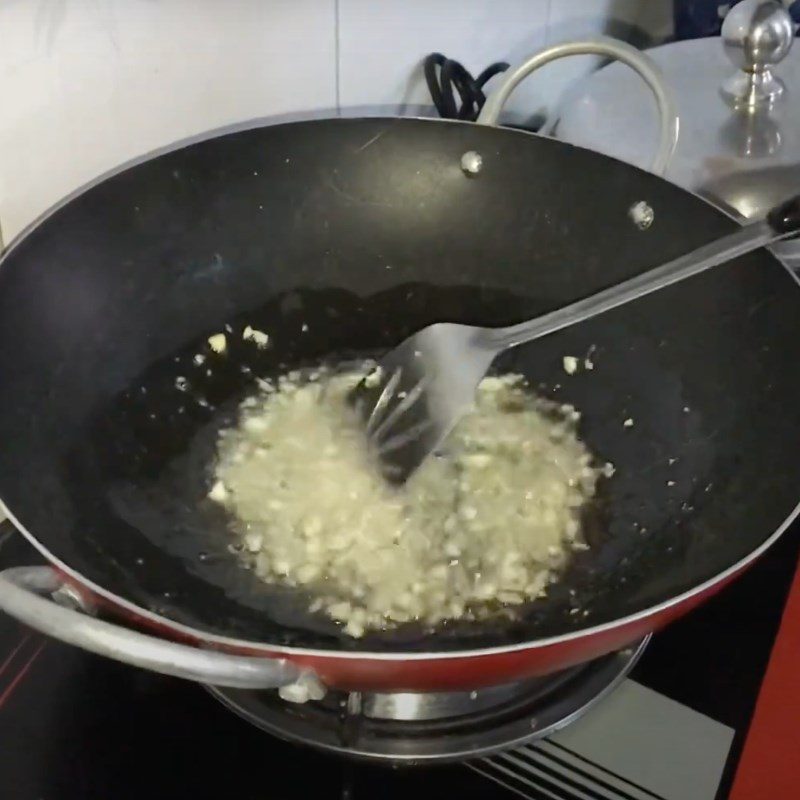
[555, 1, 800, 266]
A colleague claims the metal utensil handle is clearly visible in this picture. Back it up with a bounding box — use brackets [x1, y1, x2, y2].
[476, 36, 679, 176]
[0, 566, 305, 689]
[487, 194, 800, 351]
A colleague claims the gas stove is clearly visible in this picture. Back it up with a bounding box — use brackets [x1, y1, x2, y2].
[0, 520, 797, 799]
[208, 638, 646, 763]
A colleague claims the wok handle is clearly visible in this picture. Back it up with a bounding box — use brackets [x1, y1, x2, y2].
[476, 36, 679, 176]
[0, 566, 324, 698]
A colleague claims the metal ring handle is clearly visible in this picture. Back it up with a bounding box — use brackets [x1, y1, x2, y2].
[0, 566, 312, 691]
[476, 36, 679, 176]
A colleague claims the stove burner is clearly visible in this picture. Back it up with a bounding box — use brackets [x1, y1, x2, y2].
[207, 637, 648, 763]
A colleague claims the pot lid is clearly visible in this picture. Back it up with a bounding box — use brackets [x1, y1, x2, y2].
[555, 2, 800, 266]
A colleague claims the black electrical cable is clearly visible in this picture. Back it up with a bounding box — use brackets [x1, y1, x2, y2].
[423, 53, 509, 121]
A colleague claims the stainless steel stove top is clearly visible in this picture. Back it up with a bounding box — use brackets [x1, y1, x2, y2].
[207, 638, 647, 763]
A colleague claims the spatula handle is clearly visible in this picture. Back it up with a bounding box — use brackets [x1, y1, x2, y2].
[486, 197, 800, 352]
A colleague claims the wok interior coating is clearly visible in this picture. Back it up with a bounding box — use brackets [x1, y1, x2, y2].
[0, 118, 798, 653]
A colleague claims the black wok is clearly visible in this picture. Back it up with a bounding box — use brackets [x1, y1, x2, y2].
[0, 118, 797, 689]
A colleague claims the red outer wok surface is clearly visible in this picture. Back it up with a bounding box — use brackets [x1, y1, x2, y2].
[60, 566, 740, 691]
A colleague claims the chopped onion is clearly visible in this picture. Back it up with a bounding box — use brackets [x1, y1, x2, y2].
[210, 370, 608, 637]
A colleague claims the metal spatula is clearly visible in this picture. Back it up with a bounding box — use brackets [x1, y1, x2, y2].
[353, 195, 800, 484]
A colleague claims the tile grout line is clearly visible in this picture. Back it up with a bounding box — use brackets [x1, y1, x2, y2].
[543, 0, 553, 45]
[334, 0, 341, 115]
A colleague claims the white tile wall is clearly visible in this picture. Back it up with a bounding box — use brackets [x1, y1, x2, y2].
[0, 0, 337, 241]
[337, 0, 548, 122]
[0, 0, 672, 240]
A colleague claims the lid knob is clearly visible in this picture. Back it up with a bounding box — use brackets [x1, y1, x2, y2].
[721, 0, 794, 108]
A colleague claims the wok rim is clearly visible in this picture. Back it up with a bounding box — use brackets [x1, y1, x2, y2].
[2, 115, 799, 661]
